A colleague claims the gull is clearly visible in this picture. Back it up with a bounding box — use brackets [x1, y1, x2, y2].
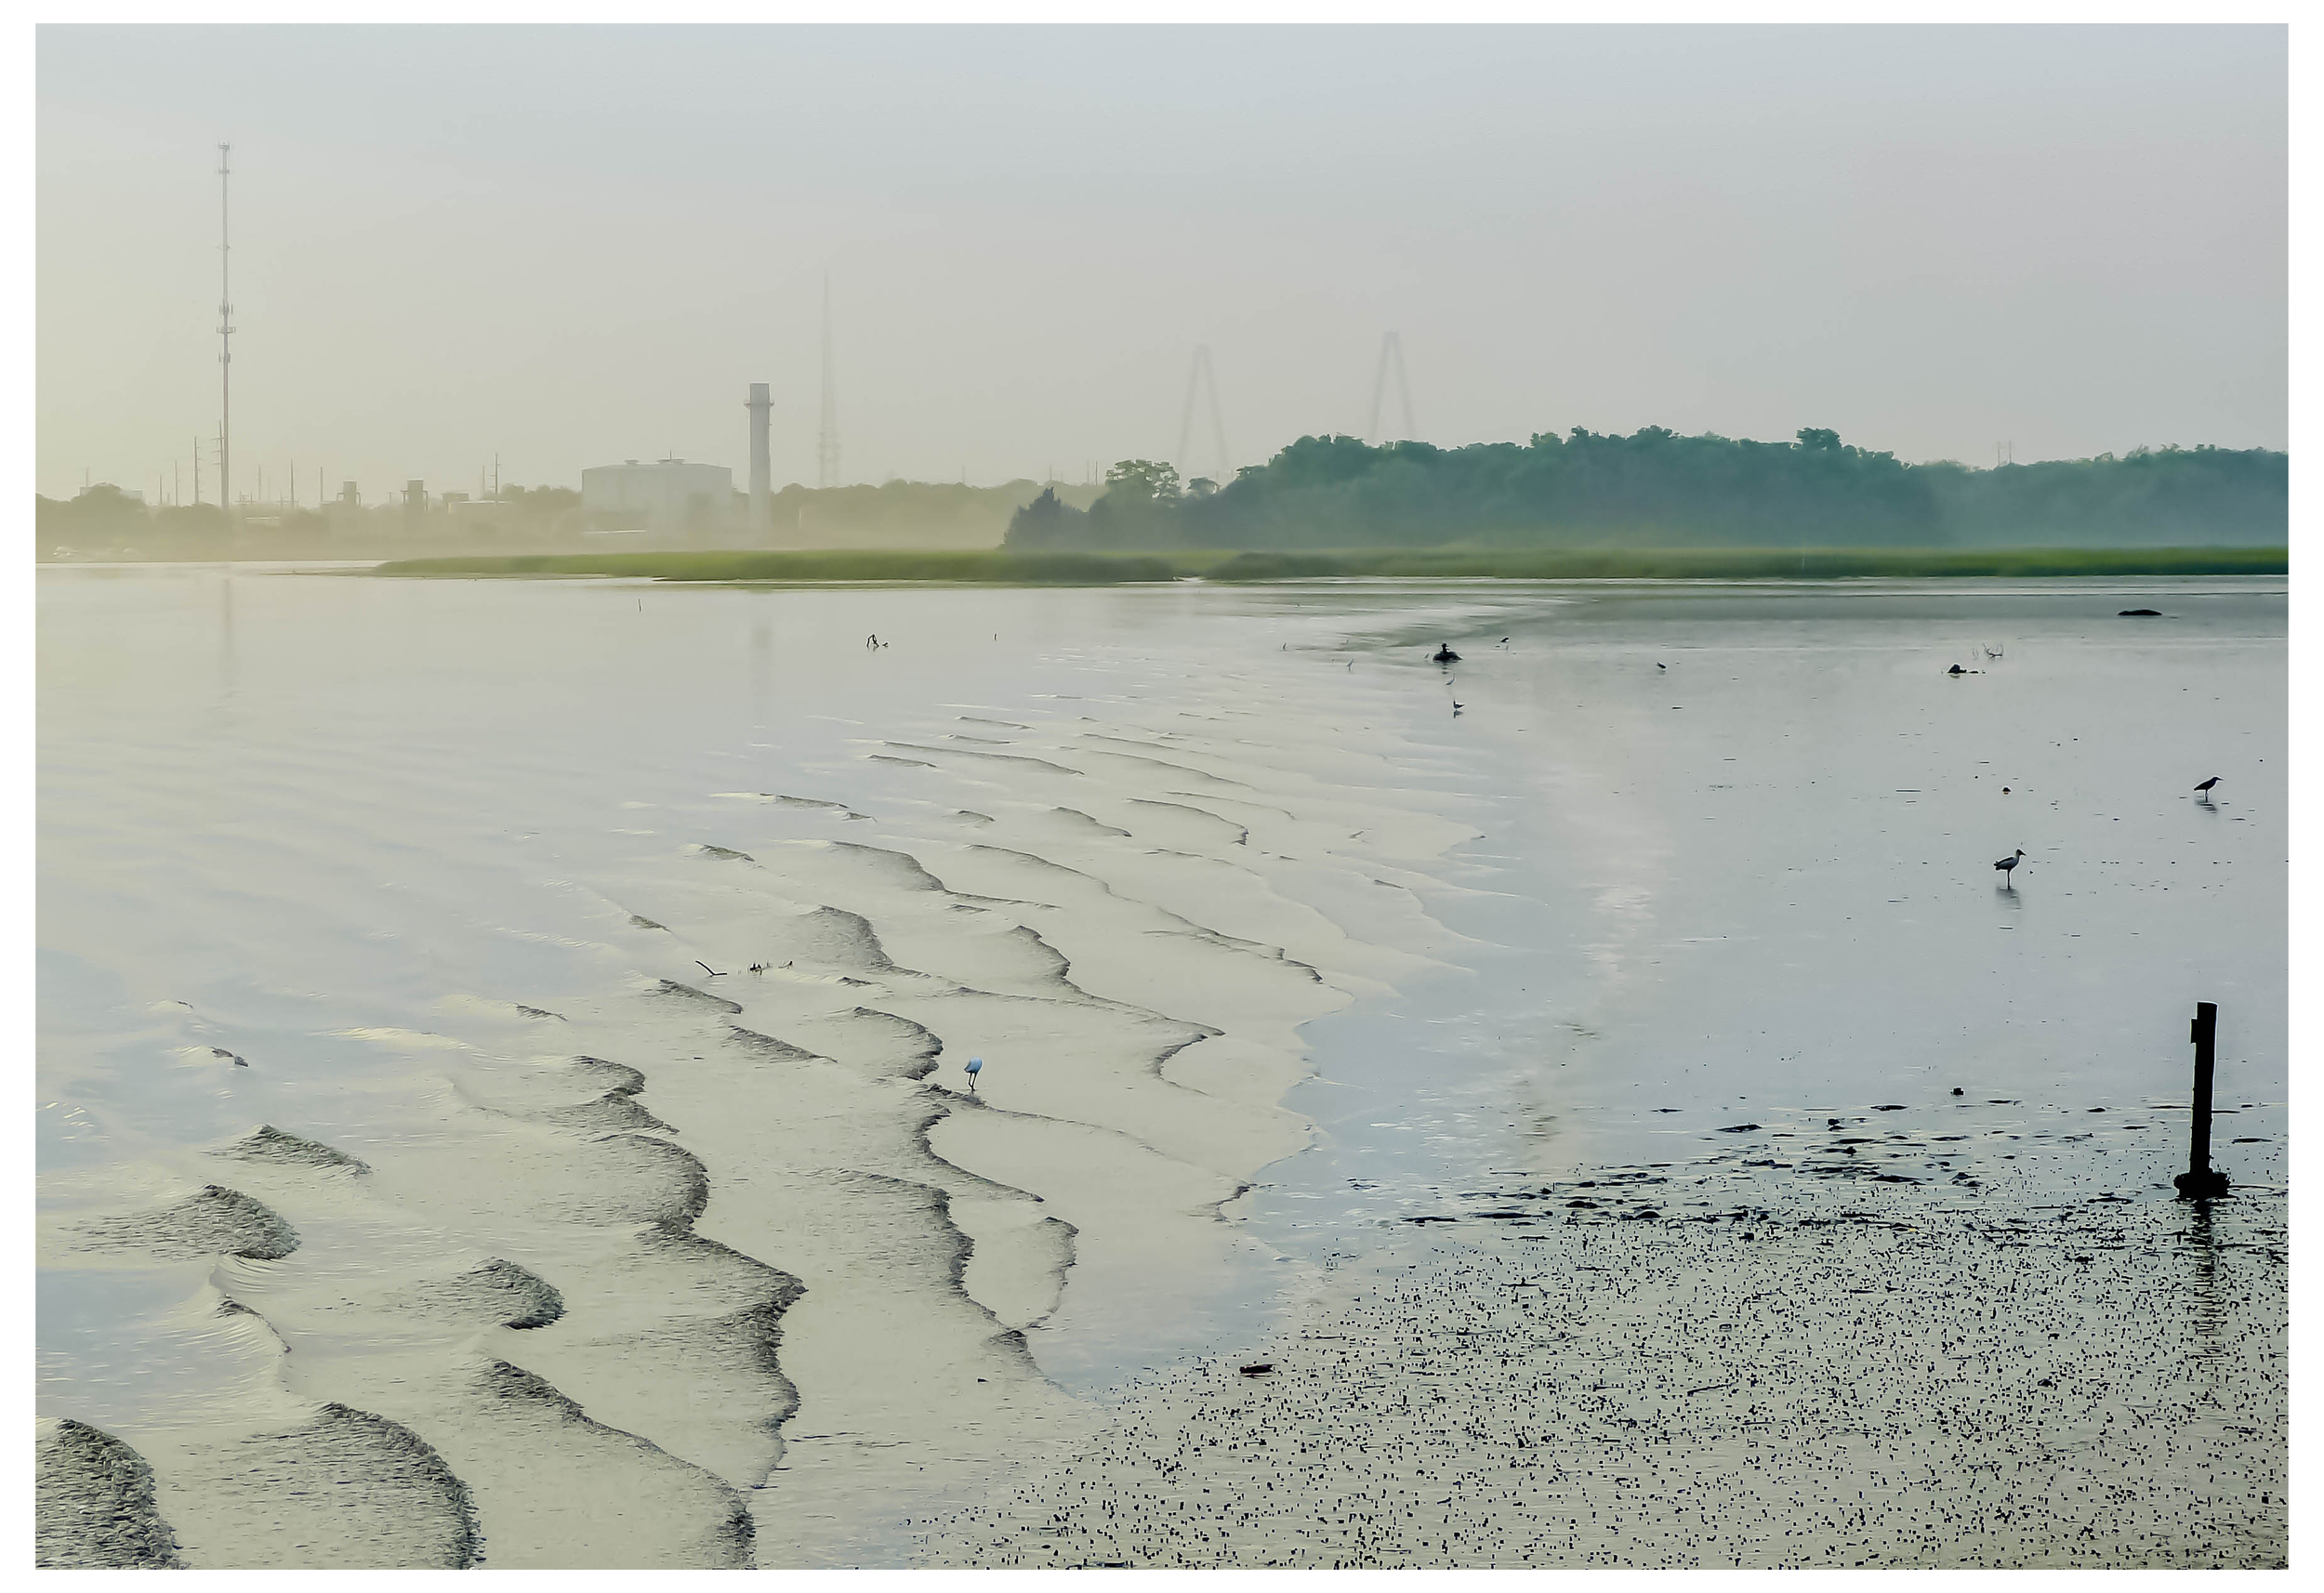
[1993, 849, 2026, 887]
[964, 1056, 984, 1092]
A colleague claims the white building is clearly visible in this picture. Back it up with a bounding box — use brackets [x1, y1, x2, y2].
[580, 457, 733, 534]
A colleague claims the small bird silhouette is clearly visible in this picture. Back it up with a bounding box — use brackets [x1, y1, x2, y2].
[2194, 776, 2220, 793]
[964, 1056, 984, 1091]
[1994, 849, 2026, 886]
[1948, 664, 1967, 676]
[1433, 643, 1460, 664]
[1657, 663, 1666, 672]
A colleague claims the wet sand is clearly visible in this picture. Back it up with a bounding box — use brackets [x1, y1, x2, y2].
[927, 1139, 2288, 1569]
[37, 567, 1494, 1566]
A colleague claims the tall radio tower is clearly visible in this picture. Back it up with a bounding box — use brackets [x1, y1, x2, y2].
[217, 143, 236, 516]
[1366, 331, 1417, 444]
[1174, 345, 1231, 486]
[816, 272, 841, 490]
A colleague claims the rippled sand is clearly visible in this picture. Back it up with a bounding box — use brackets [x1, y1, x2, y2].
[36, 568, 1490, 1566]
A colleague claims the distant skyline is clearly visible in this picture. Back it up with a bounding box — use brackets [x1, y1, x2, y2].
[37, 23, 2287, 504]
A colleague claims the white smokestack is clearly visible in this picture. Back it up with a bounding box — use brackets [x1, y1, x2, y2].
[746, 381, 772, 533]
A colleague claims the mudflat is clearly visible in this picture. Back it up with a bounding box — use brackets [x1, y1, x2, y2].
[38, 569, 2284, 1568]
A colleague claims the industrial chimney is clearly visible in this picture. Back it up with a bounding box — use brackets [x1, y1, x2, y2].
[746, 382, 772, 533]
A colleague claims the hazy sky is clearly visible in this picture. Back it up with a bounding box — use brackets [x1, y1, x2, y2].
[37, 24, 2286, 504]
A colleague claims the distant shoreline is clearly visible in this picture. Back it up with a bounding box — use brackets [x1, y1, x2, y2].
[366, 546, 2289, 585]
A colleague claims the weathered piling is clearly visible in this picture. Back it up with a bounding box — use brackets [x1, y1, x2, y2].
[2173, 1001, 2232, 1199]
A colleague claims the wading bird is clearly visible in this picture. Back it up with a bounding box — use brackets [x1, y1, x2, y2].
[2195, 776, 2220, 794]
[964, 1056, 983, 1092]
[1994, 849, 2026, 886]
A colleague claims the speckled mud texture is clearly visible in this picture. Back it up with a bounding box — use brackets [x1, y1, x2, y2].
[34, 1419, 186, 1568]
[925, 1157, 2286, 1569]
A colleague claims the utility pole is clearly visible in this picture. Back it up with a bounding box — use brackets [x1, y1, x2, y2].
[217, 143, 235, 522]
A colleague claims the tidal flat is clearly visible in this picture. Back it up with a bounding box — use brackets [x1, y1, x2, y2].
[36, 568, 2284, 1568]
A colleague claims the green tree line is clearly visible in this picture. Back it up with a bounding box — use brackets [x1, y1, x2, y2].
[1006, 429, 2287, 551]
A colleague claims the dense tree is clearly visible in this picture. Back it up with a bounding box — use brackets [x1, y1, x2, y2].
[1005, 430, 2285, 551]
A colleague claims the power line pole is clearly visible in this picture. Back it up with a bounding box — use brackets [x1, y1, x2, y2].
[817, 272, 840, 490]
[217, 143, 235, 520]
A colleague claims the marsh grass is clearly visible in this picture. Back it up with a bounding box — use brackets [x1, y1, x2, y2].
[373, 546, 2286, 586]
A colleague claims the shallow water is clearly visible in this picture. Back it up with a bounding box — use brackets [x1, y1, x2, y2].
[1246, 578, 2286, 1256]
[37, 567, 2285, 1567]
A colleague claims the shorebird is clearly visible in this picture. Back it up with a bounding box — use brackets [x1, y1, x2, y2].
[1994, 849, 2026, 886]
[964, 1056, 984, 1091]
[2194, 776, 2220, 794]
[1948, 664, 1967, 676]
[1433, 644, 1460, 664]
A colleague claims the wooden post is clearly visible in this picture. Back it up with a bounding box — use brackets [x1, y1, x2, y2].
[2173, 1001, 2230, 1198]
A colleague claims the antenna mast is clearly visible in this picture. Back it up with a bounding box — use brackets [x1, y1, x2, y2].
[218, 143, 234, 517]
[1367, 332, 1417, 444]
[817, 273, 840, 490]
[1174, 345, 1232, 485]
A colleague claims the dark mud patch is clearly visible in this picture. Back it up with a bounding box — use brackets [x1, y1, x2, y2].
[650, 979, 744, 1015]
[471, 1360, 757, 1565]
[690, 843, 757, 862]
[167, 1403, 480, 1568]
[1050, 807, 1131, 837]
[213, 1124, 371, 1175]
[78, 1185, 299, 1261]
[545, 1136, 710, 1228]
[394, 1258, 566, 1330]
[725, 1026, 828, 1065]
[36, 1419, 184, 1568]
[778, 904, 898, 975]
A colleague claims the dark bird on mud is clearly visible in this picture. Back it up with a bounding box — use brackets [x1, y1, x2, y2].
[1948, 664, 1967, 676]
[1994, 849, 2026, 885]
[2195, 776, 2220, 794]
[1433, 644, 1460, 664]
[1657, 663, 1666, 671]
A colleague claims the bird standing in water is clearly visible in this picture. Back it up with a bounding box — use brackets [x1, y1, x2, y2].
[1994, 849, 2026, 886]
[2195, 776, 2221, 794]
[964, 1056, 983, 1092]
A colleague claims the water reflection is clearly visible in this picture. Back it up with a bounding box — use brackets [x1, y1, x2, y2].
[217, 569, 236, 701]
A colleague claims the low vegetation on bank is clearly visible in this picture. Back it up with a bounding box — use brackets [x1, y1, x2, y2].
[372, 546, 2287, 585]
